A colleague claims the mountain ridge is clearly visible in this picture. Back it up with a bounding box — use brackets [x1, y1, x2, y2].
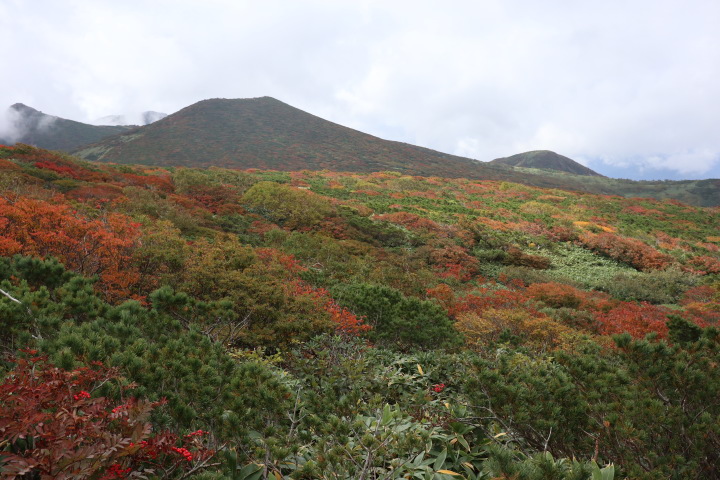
[74, 96, 493, 176]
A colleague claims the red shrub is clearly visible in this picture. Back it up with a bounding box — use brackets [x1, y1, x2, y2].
[596, 302, 671, 339]
[579, 232, 673, 271]
[526, 282, 584, 309]
[686, 255, 720, 275]
[289, 281, 371, 336]
[0, 355, 213, 479]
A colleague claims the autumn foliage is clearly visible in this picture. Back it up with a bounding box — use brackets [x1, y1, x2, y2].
[0, 354, 213, 479]
[596, 302, 672, 339]
[0, 196, 140, 301]
[1, 144, 719, 479]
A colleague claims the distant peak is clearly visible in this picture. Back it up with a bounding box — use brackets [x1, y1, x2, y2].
[491, 150, 603, 177]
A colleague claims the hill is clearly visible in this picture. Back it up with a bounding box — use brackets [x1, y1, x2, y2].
[72, 97, 719, 206]
[491, 150, 603, 176]
[0, 103, 132, 151]
[1, 143, 719, 478]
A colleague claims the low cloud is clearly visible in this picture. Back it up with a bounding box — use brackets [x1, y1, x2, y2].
[0, 105, 58, 145]
[0, 107, 22, 144]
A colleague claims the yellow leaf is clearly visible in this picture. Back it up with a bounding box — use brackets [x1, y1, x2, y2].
[437, 469, 461, 476]
[273, 471, 282, 480]
[417, 364, 424, 375]
[462, 462, 475, 470]
[493, 432, 507, 438]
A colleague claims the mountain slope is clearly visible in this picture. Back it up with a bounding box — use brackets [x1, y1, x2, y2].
[491, 150, 603, 176]
[0, 103, 132, 151]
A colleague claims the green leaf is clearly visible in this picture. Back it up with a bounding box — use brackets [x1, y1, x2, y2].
[433, 448, 448, 471]
[382, 404, 393, 425]
[237, 463, 263, 480]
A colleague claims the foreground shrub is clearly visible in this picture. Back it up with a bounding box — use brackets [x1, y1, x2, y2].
[0, 355, 213, 479]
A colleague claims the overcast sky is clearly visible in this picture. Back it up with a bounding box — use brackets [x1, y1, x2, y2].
[2, 0, 719, 180]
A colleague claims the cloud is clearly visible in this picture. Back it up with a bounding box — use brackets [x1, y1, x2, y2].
[0, 103, 60, 145]
[0, 107, 22, 144]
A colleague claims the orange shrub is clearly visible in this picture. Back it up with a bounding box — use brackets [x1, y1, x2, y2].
[596, 302, 671, 339]
[526, 282, 584, 309]
[0, 196, 140, 301]
[579, 232, 673, 271]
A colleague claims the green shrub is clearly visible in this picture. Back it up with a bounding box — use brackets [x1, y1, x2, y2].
[330, 282, 462, 350]
[599, 268, 698, 304]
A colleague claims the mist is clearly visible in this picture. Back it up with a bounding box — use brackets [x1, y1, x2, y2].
[0, 104, 58, 145]
[0, 106, 22, 144]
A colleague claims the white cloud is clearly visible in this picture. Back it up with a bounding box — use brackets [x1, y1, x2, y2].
[0, 107, 22, 144]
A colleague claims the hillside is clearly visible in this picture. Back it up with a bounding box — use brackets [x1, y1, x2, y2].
[72, 97, 720, 206]
[491, 150, 603, 176]
[1, 144, 719, 478]
[0, 103, 132, 151]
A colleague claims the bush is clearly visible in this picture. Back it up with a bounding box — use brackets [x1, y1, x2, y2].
[330, 282, 461, 350]
[599, 268, 698, 304]
[242, 181, 333, 229]
[504, 247, 551, 270]
[578, 232, 674, 271]
[0, 355, 213, 479]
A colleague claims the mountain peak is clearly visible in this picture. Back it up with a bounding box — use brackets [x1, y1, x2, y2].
[490, 150, 603, 177]
[9, 103, 42, 115]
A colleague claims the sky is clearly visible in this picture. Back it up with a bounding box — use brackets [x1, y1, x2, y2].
[2, 0, 720, 181]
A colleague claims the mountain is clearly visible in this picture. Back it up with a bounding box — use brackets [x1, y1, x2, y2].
[491, 150, 603, 177]
[93, 111, 168, 126]
[74, 97, 503, 176]
[0, 103, 132, 152]
[71, 97, 719, 206]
